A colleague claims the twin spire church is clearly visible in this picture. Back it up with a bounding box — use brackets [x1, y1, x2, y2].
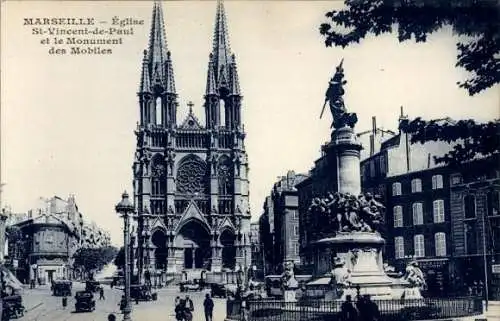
[131, 1, 251, 280]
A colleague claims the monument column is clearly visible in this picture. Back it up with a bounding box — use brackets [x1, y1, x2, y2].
[330, 126, 363, 195]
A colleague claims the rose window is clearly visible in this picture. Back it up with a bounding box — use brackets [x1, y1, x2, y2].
[176, 156, 208, 194]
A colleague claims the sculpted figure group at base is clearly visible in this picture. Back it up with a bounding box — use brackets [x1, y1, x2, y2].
[403, 260, 426, 289]
[308, 191, 386, 235]
[329, 257, 352, 298]
[281, 261, 299, 290]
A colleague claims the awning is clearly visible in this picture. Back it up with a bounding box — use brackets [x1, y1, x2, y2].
[1, 265, 24, 293]
[306, 277, 331, 286]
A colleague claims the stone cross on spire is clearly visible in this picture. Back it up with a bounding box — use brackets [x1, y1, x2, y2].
[187, 101, 194, 114]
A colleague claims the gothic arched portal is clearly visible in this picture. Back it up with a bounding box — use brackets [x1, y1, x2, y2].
[175, 220, 211, 269]
[220, 229, 236, 270]
[151, 229, 167, 270]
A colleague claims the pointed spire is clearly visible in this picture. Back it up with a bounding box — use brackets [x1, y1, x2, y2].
[229, 54, 240, 95]
[139, 50, 151, 93]
[148, 1, 169, 87]
[205, 53, 217, 96]
[164, 51, 176, 94]
[211, 0, 232, 89]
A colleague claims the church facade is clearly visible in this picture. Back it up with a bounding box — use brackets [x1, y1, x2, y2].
[132, 1, 251, 280]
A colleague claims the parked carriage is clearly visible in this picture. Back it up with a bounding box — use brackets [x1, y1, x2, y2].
[85, 280, 101, 292]
[74, 291, 95, 312]
[2, 295, 25, 319]
[52, 280, 72, 296]
[130, 285, 157, 301]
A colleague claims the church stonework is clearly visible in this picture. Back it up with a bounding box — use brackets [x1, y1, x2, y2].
[132, 1, 251, 280]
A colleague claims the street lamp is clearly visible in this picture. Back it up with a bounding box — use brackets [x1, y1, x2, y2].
[115, 191, 135, 321]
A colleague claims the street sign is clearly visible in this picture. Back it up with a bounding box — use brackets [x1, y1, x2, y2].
[492, 264, 500, 274]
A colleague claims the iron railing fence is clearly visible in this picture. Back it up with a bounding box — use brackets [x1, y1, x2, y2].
[226, 297, 483, 321]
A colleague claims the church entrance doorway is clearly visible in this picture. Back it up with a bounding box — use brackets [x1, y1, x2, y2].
[151, 230, 167, 270]
[220, 230, 236, 270]
[176, 220, 211, 270]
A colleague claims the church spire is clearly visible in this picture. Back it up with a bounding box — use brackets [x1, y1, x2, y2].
[206, 53, 217, 96]
[139, 50, 151, 93]
[229, 54, 240, 96]
[147, 1, 174, 91]
[164, 51, 176, 94]
[210, 0, 232, 93]
[139, 1, 177, 127]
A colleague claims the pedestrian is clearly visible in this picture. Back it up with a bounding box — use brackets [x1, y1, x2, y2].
[99, 286, 105, 300]
[175, 296, 181, 307]
[185, 295, 194, 312]
[119, 295, 126, 312]
[358, 294, 380, 321]
[175, 299, 186, 321]
[62, 295, 68, 309]
[184, 295, 194, 321]
[108, 314, 116, 321]
[203, 293, 214, 321]
[340, 295, 358, 321]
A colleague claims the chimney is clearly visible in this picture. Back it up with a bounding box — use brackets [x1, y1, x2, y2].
[370, 116, 376, 156]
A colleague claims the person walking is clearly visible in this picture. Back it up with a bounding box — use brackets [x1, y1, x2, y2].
[62, 295, 68, 310]
[203, 293, 214, 321]
[340, 295, 358, 321]
[99, 286, 105, 300]
[175, 298, 185, 321]
[184, 295, 194, 321]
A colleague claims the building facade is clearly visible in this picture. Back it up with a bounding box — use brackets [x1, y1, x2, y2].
[4, 195, 110, 284]
[260, 171, 307, 274]
[132, 1, 251, 280]
[448, 157, 500, 299]
[249, 222, 263, 279]
[384, 167, 453, 296]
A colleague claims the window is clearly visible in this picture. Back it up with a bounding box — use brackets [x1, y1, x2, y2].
[432, 175, 444, 189]
[295, 243, 300, 256]
[414, 234, 425, 257]
[379, 155, 386, 174]
[220, 99, 226, 127]
[465, 221, 477, 254]
[393, 206, 403, 227]
[392, 182, 402, 196]
[487, 190, 500, 216]
[433, 200, 445, 223]
[155, 97, 162, 125]
[394, 236, 404, 259]
[451, 174, 462, 186]
[412, 203, 423, 225]
[411, 178, 422, 193]
[292, 210, 298, 220]
[464, 194, 476, 219]
[294, 225, 299, 237]
[435, 232, 446, 256]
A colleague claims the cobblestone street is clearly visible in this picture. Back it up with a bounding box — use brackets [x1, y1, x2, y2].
[18, 283, 226, 321]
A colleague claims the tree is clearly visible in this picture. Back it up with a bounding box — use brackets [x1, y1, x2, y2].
[399, 117, 500, 168]
[319, 0, 500, 95]
[114, 247, 125, 269]
[6, 226, 24, 262]
[73, 246, 118, 276]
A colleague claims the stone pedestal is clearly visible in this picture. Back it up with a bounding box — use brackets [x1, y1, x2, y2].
[402, 286, 423, 299]
[314, 232, 394, 300]
[283, 290, 297, 302]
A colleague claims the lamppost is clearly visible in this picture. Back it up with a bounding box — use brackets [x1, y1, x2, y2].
[115, 191, 135, 321]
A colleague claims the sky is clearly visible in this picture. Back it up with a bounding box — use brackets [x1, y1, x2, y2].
[1, 1, 498, 246]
